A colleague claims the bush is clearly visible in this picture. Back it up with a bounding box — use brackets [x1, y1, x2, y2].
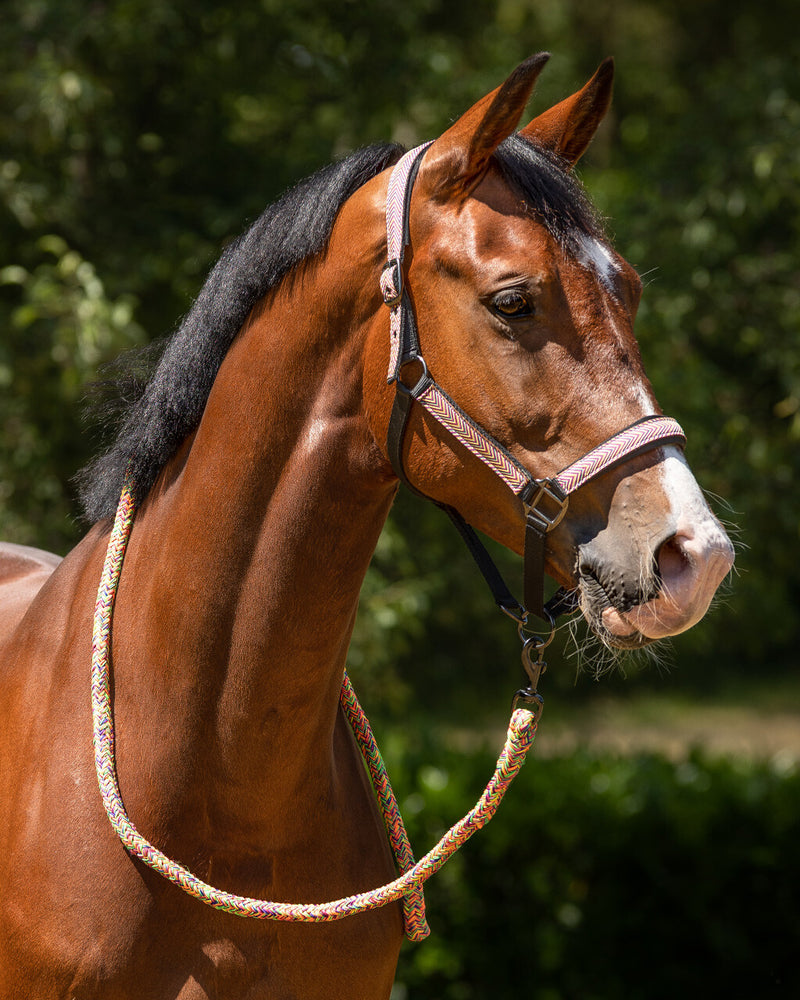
[388, 732, 798, 999]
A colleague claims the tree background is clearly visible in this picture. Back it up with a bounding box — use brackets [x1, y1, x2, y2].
[1, 2, 798, 996]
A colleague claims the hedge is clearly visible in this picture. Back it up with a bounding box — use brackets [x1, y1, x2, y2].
[388, 735, 798, 999]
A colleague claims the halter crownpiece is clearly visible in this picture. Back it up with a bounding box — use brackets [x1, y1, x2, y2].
[382, 143, 686, 622]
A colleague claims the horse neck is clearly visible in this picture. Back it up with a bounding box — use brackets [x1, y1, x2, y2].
[115, 249, 394, 799]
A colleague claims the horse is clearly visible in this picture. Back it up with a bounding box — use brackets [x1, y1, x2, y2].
[0, 54, 733, 998]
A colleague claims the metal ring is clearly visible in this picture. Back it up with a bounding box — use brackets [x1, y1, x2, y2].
[396, 355, 429, 396]
[517, 608, 556, 650]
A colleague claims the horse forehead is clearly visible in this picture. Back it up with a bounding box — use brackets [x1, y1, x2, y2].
[574, 231, 621, 289]
[456, 202, 632, 298]
[410, 169, 640, 310]
[419, 177, 613, 276]
[423, 190, 558, 275]
[422, 202, 631, 319]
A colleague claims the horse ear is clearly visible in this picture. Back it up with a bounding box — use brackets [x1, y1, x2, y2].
[519, 57, 614, 166]
[421, 53, 550, 199]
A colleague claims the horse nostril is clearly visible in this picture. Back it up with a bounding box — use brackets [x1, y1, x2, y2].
[656, 533, 694, 584]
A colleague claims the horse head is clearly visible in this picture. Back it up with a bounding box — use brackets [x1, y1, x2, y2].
[363, 54, 734, 649]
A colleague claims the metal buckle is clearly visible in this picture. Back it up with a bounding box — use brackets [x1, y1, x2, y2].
[500, 601, 528, 629]
[380, 259, 403, 307]
[523, 479, 569, 534]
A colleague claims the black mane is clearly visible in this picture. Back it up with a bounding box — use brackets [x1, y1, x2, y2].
[77, 135, 603, 523]
[77, 143, 405, 521]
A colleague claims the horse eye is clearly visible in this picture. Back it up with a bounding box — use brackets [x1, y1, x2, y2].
[490, 289, 533, 319]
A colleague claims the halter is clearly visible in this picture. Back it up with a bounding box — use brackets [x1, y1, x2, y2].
[381, 143, 686, 627]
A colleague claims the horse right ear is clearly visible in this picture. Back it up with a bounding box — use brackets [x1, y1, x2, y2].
[420, 53, 550, 200]
[519, 58, 614, 166]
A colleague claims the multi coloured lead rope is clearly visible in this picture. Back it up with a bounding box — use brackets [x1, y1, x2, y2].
[91, 480, 541, 941]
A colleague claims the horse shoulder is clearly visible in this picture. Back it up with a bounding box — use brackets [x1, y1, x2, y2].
[0, 528, 114, 989]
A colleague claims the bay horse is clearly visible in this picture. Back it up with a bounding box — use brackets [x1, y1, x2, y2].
[0, 55, 733, 998]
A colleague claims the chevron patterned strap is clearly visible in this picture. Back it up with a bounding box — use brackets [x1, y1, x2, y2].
[417, 382, 531, 496]
[553, 416, 686, 496]
[414, 387, 685, 507]
[383, 143, 432, 382]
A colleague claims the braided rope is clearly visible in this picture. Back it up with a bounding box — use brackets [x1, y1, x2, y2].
[339, 673, 429, 939]
[91, 480, 539, 937]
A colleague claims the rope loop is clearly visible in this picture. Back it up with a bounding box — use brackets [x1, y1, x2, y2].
[91, 480, 540, 940]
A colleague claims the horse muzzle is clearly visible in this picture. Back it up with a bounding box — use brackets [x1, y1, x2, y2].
[577, 516, 735, 648]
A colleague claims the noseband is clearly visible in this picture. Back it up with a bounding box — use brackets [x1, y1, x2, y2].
[381, 144, 686, 629]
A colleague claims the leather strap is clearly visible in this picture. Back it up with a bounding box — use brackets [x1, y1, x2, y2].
[388, 372, 525, 618]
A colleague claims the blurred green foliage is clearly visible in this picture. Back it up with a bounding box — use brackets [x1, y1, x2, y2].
[391, 739, 799, 998]
[2, 0, 797, 689]
[2, 2, 798, 995]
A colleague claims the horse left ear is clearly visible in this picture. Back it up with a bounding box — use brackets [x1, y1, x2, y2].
[520, 57, 614, 166]
[421, 53, 550, 200]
